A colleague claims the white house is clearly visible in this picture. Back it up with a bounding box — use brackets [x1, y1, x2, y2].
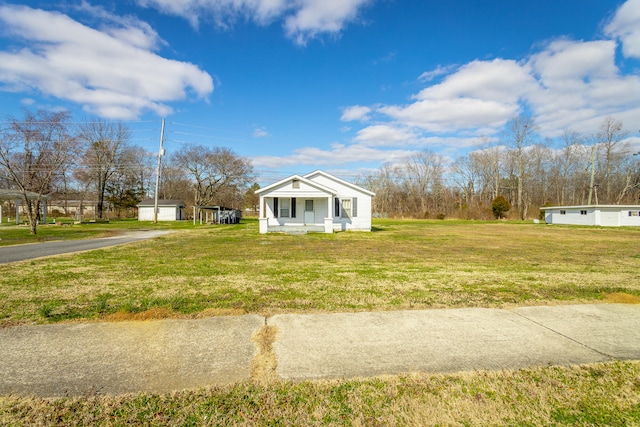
[255, 170, 375, 233]
[541, 205, 640, 227]
[137, 199, 186, 221]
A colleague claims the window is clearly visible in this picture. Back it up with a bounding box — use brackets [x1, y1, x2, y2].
[292, 179, 300, 189]
[629, 211, 639, 217]
[560, 210, 566, 215]
[280, 198, 290, 218]
[341, 199, 352, 218]
[305, 200, 314, 211]
[580, 210, 587, 215]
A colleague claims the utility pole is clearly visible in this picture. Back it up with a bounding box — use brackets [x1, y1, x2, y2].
[153, 119, 165, 224]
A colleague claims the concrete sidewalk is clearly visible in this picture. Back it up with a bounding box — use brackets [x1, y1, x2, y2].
[1, 304, 638, 397]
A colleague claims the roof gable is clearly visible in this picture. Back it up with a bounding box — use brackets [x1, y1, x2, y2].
[303, 170, 375, 197]
[255, 174, 336, 196]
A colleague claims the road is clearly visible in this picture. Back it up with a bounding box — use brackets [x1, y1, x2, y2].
[0, 230, 173, 264]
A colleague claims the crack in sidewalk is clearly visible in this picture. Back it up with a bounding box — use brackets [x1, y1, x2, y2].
[511, 310, 615, 360]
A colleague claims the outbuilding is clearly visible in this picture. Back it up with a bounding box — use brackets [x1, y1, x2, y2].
[137, 199, 186, 221]
[541, 205, 640, 227]
[255, 170, 375, 234]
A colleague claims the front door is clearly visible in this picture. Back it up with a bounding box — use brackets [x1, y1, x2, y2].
[304, 200, 315, 224]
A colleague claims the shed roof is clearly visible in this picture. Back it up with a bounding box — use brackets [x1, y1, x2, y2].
[137, 199, 186, 207]
[541, 204, 640, 210]
[0, 189, 47, 200]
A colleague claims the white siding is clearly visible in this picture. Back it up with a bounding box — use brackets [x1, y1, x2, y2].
[138, 206, 181, 221]
[543, 205, 640, 227]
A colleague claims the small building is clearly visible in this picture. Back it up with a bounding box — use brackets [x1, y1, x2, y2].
[255, 170, 375, 234]
[137, 199, 186, 221]
[541, 205, 640, 227]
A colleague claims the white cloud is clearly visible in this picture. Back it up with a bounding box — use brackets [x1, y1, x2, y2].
[251, 143, 413, 168]
[284, 0, 371, 45]
[605, 0, 640, 58]
[0, 4, 213, 119]
[529, 39, 617, 83]
[418, 64, 456, 82]
[340, 105, 371, 122]
[136, 0, 371, 45]
[354, 124, 419, 147]
[359, 1, 640, 144]
[253, 126, 269, 137]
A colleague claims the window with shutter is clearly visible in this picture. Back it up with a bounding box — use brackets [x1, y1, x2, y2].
[334, 198, 340, 217]
[280, 198, 290, 217]
[352, 197, 358, 217]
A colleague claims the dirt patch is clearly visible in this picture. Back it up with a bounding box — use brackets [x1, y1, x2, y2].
[103, 307, 176, 321]
[604, 292, 640, 304]
[251, 325, 279, 383]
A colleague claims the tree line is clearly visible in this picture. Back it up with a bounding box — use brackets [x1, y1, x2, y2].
[2, 110, 638, 234]
[0, 110, 254, 234]
[359, 116, 640, 220]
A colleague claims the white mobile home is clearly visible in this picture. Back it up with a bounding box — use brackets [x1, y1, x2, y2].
[541, 205, 640, 227]
[255, 170, 375, 234]
[137, 199, 186, 221]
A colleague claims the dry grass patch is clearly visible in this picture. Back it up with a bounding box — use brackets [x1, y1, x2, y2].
[605, 292, 640, 304]
[1, 361, 639, 426]
[251, 325, 279, 384]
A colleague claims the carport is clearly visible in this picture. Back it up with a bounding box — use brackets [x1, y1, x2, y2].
[0, 189, 48, 225]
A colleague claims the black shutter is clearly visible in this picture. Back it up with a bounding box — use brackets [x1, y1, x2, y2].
[291, 198, 296, 218]
[334, 198, 340, 217]
[352, 197, 358, 217]
[273, 197, 278, 218]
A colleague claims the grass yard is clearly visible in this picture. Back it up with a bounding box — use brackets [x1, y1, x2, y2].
[1, 218, 639, 425]
[0, 218, 639, 325]
[1, 362, 639, 426]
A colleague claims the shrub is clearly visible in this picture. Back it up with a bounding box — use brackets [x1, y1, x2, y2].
[492, 195, 511, 219]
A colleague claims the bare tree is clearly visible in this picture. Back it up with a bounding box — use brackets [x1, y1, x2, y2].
[549, 130, 585, 205]
[77, 119, 132, 219]
[0, 110, 78, 234]
[502, 115, 537, 219]
[405, 149, 445, 217]
[174, 144, 254, 208]
[593, 117, 629, 203]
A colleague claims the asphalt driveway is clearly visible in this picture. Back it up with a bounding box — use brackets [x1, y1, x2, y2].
[0, 230, 173, 264]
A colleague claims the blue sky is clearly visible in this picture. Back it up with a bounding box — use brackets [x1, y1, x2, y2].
[1, 0, 639, 185]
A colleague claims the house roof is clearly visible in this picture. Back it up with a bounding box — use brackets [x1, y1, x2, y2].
[254, 174, 337, 196]
[255, 170, 375, 197]
[303, 170, 375, 196]
[137, 199, 186, 207]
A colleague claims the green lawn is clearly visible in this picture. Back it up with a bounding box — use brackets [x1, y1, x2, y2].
[1, 218, 638, 325]
[1, 218, 639, 425]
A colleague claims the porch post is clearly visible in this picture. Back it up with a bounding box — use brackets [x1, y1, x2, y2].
[324, 195, 333, 233]
[259, 195, 268, 233]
